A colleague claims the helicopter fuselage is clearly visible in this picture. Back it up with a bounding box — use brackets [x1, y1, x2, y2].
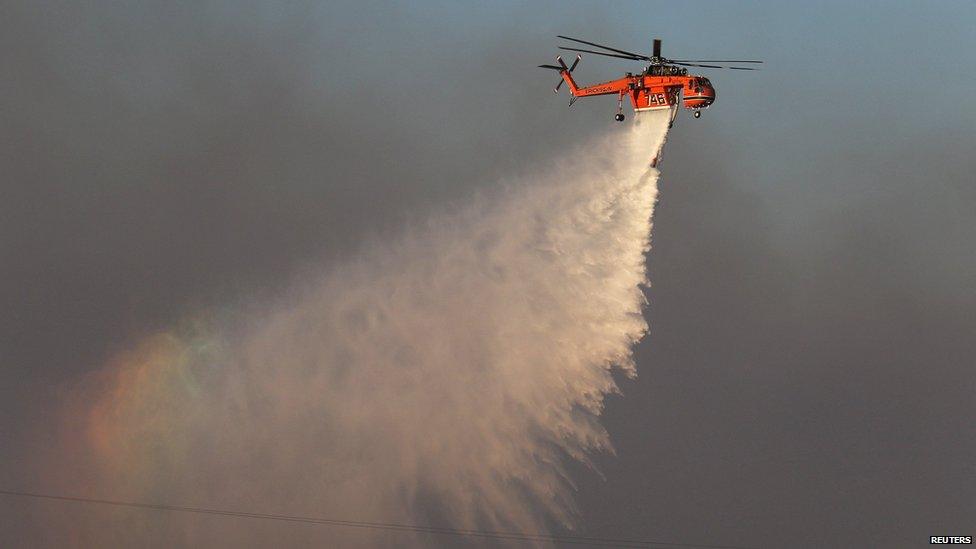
[560, 66, 716, 113]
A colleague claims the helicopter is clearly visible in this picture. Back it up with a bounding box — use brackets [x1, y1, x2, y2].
[540, 36, 762, 125]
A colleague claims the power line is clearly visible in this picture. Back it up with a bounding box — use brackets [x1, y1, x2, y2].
[0, 489, 752, 549]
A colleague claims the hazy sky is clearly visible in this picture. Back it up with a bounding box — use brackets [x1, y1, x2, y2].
[2, 1, 974, 547]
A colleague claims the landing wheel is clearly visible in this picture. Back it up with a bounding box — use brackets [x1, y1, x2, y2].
[694, 111, 701, 119]
[614, 113, 625, 122]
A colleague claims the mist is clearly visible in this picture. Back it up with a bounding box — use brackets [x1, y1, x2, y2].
[19, 113, 670, 547]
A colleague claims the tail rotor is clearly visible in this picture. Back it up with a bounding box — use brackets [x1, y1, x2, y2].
[539, 54, 581, 94]
[554, 54, 581, 93]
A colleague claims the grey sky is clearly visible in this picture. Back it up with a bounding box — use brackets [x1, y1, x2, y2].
[2, 1, 974, 547]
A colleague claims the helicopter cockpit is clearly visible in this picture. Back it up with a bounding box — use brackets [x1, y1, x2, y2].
[689, 77, 713, 92]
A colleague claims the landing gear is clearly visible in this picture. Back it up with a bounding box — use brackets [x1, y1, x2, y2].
[694, 111, 701, 119]
[614, 94, 625, 122]
[614, 113, 625, 122]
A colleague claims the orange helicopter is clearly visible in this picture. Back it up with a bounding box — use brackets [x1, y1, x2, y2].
[540, 36, 762, 126]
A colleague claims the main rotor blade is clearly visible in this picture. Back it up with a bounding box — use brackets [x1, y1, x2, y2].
[672, 59, 763, 63]
[556, 35, 650, 60]
[557, 46, 644, 61]
[673, 62, 724, 68]
[674, 61, 758, 70]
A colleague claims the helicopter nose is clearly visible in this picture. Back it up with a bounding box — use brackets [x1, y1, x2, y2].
[703, 86, 716, 103]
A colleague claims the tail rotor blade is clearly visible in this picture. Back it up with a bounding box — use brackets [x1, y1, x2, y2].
[568, 54, 581, 72]
[555, 55, 569, 94]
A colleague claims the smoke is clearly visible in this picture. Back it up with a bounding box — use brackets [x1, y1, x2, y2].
[45, 111, 671, 547]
